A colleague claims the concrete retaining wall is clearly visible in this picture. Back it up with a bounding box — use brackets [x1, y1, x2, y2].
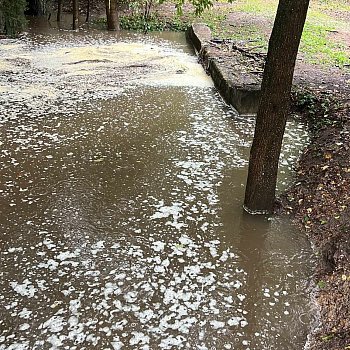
[186, 23, 263, 116]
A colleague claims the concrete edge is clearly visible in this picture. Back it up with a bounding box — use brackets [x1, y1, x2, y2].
[186, 23, 261, 116]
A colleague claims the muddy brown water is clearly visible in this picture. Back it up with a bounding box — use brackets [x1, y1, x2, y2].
[0, 23, 315, 350]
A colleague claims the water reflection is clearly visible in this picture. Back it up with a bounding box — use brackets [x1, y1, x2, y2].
[0, 29, 313, 349]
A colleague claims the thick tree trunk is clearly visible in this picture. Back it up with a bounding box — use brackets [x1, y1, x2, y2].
[57, 0, 62, 22]
[244, 0, 310, 214]
[72, 0, 79, 29]
[105, 0, 119, 31]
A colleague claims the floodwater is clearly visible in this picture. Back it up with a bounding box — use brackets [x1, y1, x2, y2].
[0, 23, 315, 350]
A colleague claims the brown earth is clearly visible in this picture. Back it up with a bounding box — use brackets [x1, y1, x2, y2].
[282, 88, 350, 349]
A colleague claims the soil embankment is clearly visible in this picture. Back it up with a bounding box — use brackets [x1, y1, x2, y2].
[284, 91, 350, 350]
[187, 23, 350, 350]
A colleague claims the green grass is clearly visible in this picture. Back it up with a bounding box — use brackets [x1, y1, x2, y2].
[316, 0, 350, 12]
[204, 0, 350, 68]
[300, 7, 350, 67]
[218, 25, 268, 51]
[190, 6, 268, 51]
[301, 22, 350, 66]
[193, 9, 228, 32]
[234, 0, 277, 16]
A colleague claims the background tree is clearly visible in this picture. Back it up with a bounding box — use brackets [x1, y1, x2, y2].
[72, 0, 79, 29]
[85, 0, 91, 22]
[105, 0, 119, 30]
[57, 0, 62, 21]
[244, 0, 310, 214]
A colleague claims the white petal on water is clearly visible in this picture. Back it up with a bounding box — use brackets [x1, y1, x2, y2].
[19, 323, 30, 331]
[228, 317, 241, 327]
[152, 241, 166, 252]
[129, 332, 150, 345]
[41, 316, 65, 333]
[9, 280, 37, 298]
[210, 320, 225, 329]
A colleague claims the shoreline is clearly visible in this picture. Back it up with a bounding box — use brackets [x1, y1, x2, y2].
[186, 23, 350, 349]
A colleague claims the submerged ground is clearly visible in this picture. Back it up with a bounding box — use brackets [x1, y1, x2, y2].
[169, 0, 349, 348]
[1, 0, 349, 348]
[0, 29, 314, 349]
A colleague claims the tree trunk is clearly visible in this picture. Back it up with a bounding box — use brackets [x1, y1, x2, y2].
[57, 0, 62, 22]
[86, 0, 91, 22]
[72, 0, 79, 30]
[105, 0, 119, 31]
[244, 0, 310, 214]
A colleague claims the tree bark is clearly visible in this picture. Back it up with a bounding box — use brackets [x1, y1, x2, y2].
[105, 0, 119, 31]
[57, 0, 62, 22]
[244, 0, 310, 214]
[72, 0, 79, 30]
[86, 0, 91, 22]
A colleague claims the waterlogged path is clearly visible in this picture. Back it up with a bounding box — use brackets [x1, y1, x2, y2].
[0, 29, 314, 349]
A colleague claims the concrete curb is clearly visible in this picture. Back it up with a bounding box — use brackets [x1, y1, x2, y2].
[186, 23, 262, 116]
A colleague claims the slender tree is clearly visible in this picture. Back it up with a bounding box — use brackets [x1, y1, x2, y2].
[86, 0, 91, 22]
[105, 0, 119, 31]
[244, 0, 310, 214]
[72, 0, 79, 29]
[57, 0, 62, 22]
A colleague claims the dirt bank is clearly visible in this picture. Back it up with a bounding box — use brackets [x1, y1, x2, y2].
[282, 90, 350, 350]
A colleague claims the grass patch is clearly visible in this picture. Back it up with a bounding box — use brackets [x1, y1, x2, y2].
[219, 26, 268, 51]
[95, 13, 189, 32]
[193, 9, 228, 32]
[207, 0, 350, 67]
[315, 0, 350, 12]
[301, 21, 350, 67]
[234, 0, 277, 16]
[192, 6, 269, 51]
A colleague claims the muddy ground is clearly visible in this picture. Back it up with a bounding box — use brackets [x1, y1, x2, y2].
[283, 90, 350, 350]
